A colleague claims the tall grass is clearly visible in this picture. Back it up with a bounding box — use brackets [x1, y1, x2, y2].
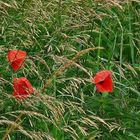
[0, 0, 140, 139]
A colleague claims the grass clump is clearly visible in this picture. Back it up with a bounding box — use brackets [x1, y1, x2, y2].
[0, 0, 140, 139]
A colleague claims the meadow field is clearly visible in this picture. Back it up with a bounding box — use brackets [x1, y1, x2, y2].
[0, 0, 140, 139]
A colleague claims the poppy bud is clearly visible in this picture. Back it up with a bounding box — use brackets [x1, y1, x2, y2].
[8, 50, 27, 71]
[92, 70, 113, 93]
[13, 77, 34, 100]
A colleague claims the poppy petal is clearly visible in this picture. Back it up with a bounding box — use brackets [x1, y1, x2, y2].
[92, 70, 112, 84]
[8, 50, 27, 71]
[10, 58, 25, 71]
[21, 78, 34, 94]
[92, 70, 113, 93]
[13, 77, 34, 100]
[13, 91, 29, 100]
[96, 76, 113, 92]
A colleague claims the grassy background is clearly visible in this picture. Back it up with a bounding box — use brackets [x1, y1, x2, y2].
[0, 0, 140, 140]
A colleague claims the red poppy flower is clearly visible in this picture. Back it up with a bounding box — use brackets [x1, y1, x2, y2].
[92, 70, 113, 92]
[8, 50, 27, 71]
[13, 77, 34, 100]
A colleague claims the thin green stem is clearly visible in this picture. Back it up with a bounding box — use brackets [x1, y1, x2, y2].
[128, 1, 134, 64]
[97, 26, 102, 68]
